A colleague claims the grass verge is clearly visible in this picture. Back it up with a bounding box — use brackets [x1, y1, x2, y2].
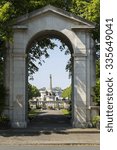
[61, 109, 70, 116]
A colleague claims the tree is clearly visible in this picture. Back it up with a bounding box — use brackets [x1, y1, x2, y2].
[28, 83, 40, 100]
[71, 0, 100, 43]
[62, 86, 71, 99]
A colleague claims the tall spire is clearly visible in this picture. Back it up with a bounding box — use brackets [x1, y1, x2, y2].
[50, 74, 52, 92]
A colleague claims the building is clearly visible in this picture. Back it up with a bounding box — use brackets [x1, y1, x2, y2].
[29, 75, 64, 109]
[39, 75, 63, 101]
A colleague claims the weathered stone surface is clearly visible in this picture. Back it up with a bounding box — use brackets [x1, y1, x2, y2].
[5, 5, 95, 128]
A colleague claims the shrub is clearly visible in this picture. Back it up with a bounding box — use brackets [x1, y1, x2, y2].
[92, 79, 100, 106]
[92, 115, 100, 129]
[0, 115, 9, 122]
[0, 115, 10, 129]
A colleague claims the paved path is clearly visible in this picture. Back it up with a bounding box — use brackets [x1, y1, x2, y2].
[0, 145, 100, 150]
[28, 109, 71, 129]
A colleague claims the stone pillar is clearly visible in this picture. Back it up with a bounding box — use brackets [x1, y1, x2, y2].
[72, 53, 87, 128]
[4, 45, 11, 116]
[11, 52, 27, 128]
[4, 43, 14, 120]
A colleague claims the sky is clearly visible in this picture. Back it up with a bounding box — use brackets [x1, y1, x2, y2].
[29, 40, 71, 90]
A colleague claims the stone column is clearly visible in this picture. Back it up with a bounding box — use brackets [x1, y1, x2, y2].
[11, 52, 27, 128]
[72, 53, 87, 128]
[82, 32, 96, 125]
[4, 44, 11, 116]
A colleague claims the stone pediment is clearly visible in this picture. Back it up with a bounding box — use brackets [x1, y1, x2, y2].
[14, 5, 95, 29]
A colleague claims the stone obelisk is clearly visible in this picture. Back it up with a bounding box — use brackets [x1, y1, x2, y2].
[50, 74, 52, 93]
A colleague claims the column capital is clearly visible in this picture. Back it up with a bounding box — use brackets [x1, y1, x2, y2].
[72, 53, 87, 61]
[72, 53, 87, 58]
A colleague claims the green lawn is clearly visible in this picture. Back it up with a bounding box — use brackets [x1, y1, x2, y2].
[61, 109, 70, 116]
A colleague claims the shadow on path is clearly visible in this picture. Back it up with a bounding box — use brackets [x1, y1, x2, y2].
[28, 110, 72, 130]
[0, 110, 72, 137]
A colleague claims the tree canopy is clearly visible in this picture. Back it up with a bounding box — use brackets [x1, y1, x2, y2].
[28, 83, 40, 99]
[62, 86, 71, 99]
[0, 0, 100, 42]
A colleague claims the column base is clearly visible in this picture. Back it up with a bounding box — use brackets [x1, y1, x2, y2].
[72, 121, 93, 128]
[11, 121, 27, 128]
[72, 121, 87, 128]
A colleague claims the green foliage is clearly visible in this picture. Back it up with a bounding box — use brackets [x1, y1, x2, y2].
[28, 0, 72, 11]
[71, 0, 89, 16]
[93, 79, 100, 105]
[92, 115, 100, 128]
[96, 60, 100, 78]
[0, 114, 10, 129]
[65, 57, 72, 77]
[71, 0, 100, 42]
[85, 0, 100, 22]
[0, 2, 14, 40]
[0, 115, 9, 122]
[28, 83, 40, 99]
[92, 60, 100, 105]
[62, 86, 71, 99]
[62, 109, 70, 116]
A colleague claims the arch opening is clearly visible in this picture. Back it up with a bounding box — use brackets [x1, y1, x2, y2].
[26, 30, 74, 129]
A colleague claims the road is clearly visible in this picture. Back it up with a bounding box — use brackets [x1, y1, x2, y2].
[0, 145, 100, 150]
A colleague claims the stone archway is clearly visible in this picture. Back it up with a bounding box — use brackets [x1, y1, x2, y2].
[5, 5, 95, 128]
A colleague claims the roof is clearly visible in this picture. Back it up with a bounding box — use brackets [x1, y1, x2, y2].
[14, 5, 95, 29]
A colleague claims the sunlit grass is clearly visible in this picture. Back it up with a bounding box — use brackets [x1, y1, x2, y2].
[61, 109, 70, 116]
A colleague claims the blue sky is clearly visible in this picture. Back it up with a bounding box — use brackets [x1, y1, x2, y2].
[29, 40, 71, 90]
